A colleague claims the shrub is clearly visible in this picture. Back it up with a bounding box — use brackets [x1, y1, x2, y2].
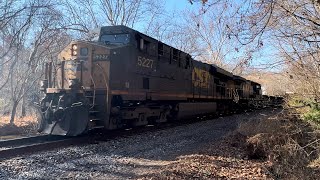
[302, 104, 320, 127]
[238, 109, 320, 179]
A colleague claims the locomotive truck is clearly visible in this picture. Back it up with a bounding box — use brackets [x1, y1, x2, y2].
[37, 25, 271, 136]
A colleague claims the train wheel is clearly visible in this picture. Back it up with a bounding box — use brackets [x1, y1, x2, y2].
[109, 115, 123, 130]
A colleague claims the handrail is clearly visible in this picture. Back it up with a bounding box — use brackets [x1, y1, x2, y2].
[90, 74, 96, 109]
[96, 63, 110, 108]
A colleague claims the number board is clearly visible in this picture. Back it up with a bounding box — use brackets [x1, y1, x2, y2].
[93, 54, 109, 61]
[137, 56, 154, 69]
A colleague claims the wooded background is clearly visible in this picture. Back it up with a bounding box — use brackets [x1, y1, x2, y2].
[1, 0, 319, 124]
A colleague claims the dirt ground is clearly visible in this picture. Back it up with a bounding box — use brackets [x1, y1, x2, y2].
[0, 109, 283, 179]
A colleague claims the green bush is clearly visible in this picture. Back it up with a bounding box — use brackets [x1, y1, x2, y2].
[288, 97, 305, 107]
[289, 96, 320, 126]
[302, 105, 320, 126]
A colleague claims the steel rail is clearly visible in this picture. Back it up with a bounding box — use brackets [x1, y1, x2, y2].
[0, 136, 91, 160]
[0, 135, 68, 148]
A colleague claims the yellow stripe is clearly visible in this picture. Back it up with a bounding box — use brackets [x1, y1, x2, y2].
[110, 90, 144, 96]
[110, 90, 234, 100]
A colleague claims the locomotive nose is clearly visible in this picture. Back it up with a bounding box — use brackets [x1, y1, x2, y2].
[38, 40, 111, 136]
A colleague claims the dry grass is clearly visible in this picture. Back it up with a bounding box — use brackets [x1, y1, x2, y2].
[0, 115, 38, 126]
[0, 115, 38, 136]
[237, 109, 320, 179]
[139, 133, 273, 179]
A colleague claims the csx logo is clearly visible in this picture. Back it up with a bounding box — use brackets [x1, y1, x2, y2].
[192, 68, 210, 88]
[137, 56, 154, 68]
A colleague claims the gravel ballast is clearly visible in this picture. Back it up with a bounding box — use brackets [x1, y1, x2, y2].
[0, 109, 278, 179]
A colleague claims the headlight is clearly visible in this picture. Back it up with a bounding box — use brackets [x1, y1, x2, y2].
[72, 44, 77, 50]
[68, 79, 76, 87]
[71, 44, 78, 56]
[40, 80, 48, 89]
[68, 79, 76, 86]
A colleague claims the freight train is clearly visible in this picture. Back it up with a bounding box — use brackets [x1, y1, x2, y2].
[37, 25, 280, 136]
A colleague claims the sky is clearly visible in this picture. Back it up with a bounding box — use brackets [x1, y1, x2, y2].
[165, 0, 191, 11]
[171, 1, 282, 72]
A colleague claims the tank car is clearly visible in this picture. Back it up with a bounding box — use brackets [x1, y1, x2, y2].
[37, 25, 266, 136]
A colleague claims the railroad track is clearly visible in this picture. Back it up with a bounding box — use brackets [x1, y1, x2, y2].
[0, 110, 248, 160]
[0, 125, 170, 160]
[0, 135, 91, 160]
[0, 108, 281, 160]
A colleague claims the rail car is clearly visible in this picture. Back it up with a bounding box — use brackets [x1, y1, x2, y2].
[37, 25, 281, 136]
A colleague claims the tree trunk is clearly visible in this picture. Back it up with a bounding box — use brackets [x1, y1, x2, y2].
[20, 96, 26, 117]
[10, 101, 18, 125]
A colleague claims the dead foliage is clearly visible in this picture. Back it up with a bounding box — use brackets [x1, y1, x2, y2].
[139, 133, 273, 179]
[238, 109, 320, 179]
[0, 115, 38, 136]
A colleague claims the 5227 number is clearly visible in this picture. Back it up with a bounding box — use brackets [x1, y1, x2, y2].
[137, 56, 154, 68]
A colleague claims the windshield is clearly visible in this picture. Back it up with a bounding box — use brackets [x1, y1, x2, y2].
[65, 60, 78, 80]
[100, 34, 130, 45]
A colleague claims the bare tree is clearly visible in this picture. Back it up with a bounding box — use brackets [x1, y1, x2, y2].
[0, 0, 166, 125]
[60, 0, 164, 34]
[190, 0, 320, 96]
[0, 0, 72, 124]
[147, 1, 251, 73]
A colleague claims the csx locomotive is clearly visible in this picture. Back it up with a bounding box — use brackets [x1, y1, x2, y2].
[37, 25, 276, 136]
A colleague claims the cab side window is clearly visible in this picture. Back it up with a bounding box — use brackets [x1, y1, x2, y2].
[139, 38, 149, 52]
[158, 43, 164, 56]
[137, 35, 156, 56]
[185, 55, 191, 69]
[172, 49, 178, 62]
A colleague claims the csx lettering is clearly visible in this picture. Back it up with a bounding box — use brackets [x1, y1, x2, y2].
[137, 56, 153, 68]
